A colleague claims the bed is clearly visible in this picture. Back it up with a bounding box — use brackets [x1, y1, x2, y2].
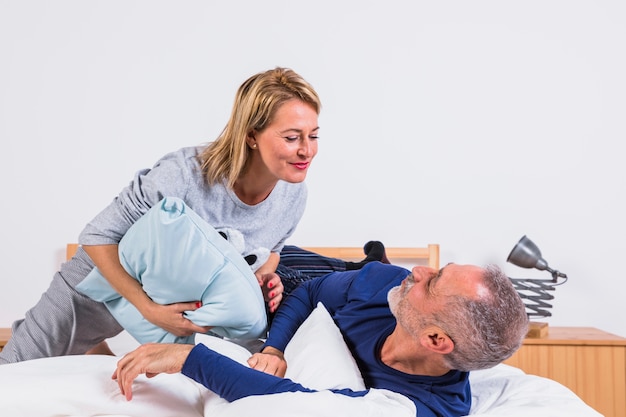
[0, 244, 602, 417]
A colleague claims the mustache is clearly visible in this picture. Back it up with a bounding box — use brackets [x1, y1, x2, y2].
[401, 274, 415, 294]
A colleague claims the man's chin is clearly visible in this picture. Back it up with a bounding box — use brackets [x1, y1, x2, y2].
[387, 286, 401, 315]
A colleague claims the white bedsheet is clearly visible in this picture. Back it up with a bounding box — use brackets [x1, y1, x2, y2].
[0, 356, 601, 417]
[0, 305, 602, 417]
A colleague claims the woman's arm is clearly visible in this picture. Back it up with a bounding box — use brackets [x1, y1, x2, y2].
[255, 251, 280, 277]
[82, 244, 209, 336]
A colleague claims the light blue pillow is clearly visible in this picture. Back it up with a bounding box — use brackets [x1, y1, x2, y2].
[76, 197, 267, 344]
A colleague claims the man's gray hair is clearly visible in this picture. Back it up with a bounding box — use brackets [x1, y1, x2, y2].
[435, 264, 528, 371]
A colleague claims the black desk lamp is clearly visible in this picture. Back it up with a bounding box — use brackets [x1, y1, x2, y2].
[507, 235, 568, 337]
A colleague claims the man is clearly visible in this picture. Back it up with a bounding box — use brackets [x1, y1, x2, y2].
[113, 262, 528, 417]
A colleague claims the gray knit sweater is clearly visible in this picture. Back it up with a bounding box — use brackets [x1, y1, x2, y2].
[79, 146, 307, 271]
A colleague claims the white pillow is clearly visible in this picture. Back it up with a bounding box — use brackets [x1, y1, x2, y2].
[283, 302, 365, 391]
[207, 389, 416, 417]
[199, 303, 365, 392]
[76, 196, 267, 344]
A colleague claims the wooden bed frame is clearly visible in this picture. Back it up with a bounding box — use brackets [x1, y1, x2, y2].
[66, 243, 440, 268]
[300, 245, 439, 269]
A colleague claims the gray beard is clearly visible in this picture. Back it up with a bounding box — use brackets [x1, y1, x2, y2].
[388, 276, 414, 316]
[387, 286, 402, 316]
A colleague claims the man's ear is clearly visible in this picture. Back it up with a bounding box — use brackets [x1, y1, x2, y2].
[420, 326, 454, 354]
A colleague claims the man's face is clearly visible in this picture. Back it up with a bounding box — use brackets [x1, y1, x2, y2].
[388, 264, 487, 335]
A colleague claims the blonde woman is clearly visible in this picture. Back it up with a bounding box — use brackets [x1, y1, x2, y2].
[1, 67, 321, 364]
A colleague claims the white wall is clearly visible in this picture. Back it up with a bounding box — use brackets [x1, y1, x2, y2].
[1, 1, 624, 337]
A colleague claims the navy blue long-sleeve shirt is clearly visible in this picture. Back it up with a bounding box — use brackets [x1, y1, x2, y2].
[182, 262, 471, 417]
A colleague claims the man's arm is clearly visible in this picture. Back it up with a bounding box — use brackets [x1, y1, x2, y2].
[184, 344, 369, 401]
[246, 269, 359, 376]
[114, 342, 369, 402]
[113, 343, 310, 401]
[183, 344, 315, 400]
[262, 269, 358, 352]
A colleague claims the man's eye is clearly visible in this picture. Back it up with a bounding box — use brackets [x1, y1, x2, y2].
[427, 275, 437, 293]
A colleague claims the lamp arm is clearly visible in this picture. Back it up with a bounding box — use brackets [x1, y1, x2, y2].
[509, 277, 564, 319]
[548, 268, 568, 283]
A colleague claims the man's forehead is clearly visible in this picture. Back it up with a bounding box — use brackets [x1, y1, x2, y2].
[441, 263, 483, 277]
[438, 264, 485, 296]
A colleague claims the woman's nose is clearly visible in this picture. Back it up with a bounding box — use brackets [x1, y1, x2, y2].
[297, 138, 315, 158]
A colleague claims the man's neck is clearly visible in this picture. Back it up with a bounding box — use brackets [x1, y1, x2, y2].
[380, 327, 450, 377]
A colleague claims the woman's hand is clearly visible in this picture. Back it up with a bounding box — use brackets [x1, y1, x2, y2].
[253, 252, 283, 312]
[142, 301, 212, 337]
[83, 244, 211, 337]
[247, 346, 287, 377]
[257, 273, 284, 313]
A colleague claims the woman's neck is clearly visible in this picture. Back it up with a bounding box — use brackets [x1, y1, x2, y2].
[233, 171, 277, 205]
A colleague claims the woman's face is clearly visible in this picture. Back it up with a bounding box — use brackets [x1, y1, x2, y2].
[249, 99, 319, 184]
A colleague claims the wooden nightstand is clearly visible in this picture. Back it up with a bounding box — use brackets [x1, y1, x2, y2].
[0, 327, 10, 353]
[503, 326, 626, 417]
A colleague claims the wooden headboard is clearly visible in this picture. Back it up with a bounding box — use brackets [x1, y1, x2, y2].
[301, 245, 439, 269]
[66, 243, 439, 269]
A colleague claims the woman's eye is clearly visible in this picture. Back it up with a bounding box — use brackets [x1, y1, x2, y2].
[285, 136, 299, 141]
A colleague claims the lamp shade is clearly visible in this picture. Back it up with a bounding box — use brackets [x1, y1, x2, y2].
[507, 235, 550, 271]
[507, 235, 568, 318]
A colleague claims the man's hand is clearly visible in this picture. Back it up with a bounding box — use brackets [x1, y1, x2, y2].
[247, 346, 287, 377]
[112, 343, 194, 401]
[257, 273, 284, 313]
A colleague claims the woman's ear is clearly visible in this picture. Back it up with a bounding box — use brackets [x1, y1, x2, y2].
[246, 131, 257, 149]
[420, 327, 454, 355]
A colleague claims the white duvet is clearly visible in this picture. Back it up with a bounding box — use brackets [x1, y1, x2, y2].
[0, 305, 601, 417]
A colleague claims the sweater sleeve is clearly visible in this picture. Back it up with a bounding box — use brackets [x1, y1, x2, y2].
[78, 147, 196, 245]
[181, 344, 368, 401]
[263, 270, 359, 351]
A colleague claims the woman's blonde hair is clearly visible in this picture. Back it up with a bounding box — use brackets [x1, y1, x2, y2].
[199, 67, 321, 188]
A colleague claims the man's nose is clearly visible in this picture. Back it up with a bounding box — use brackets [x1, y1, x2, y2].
[411, 266, 435, 281]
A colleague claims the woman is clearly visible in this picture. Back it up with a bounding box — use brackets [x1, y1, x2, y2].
[0, 67, 321, 364]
